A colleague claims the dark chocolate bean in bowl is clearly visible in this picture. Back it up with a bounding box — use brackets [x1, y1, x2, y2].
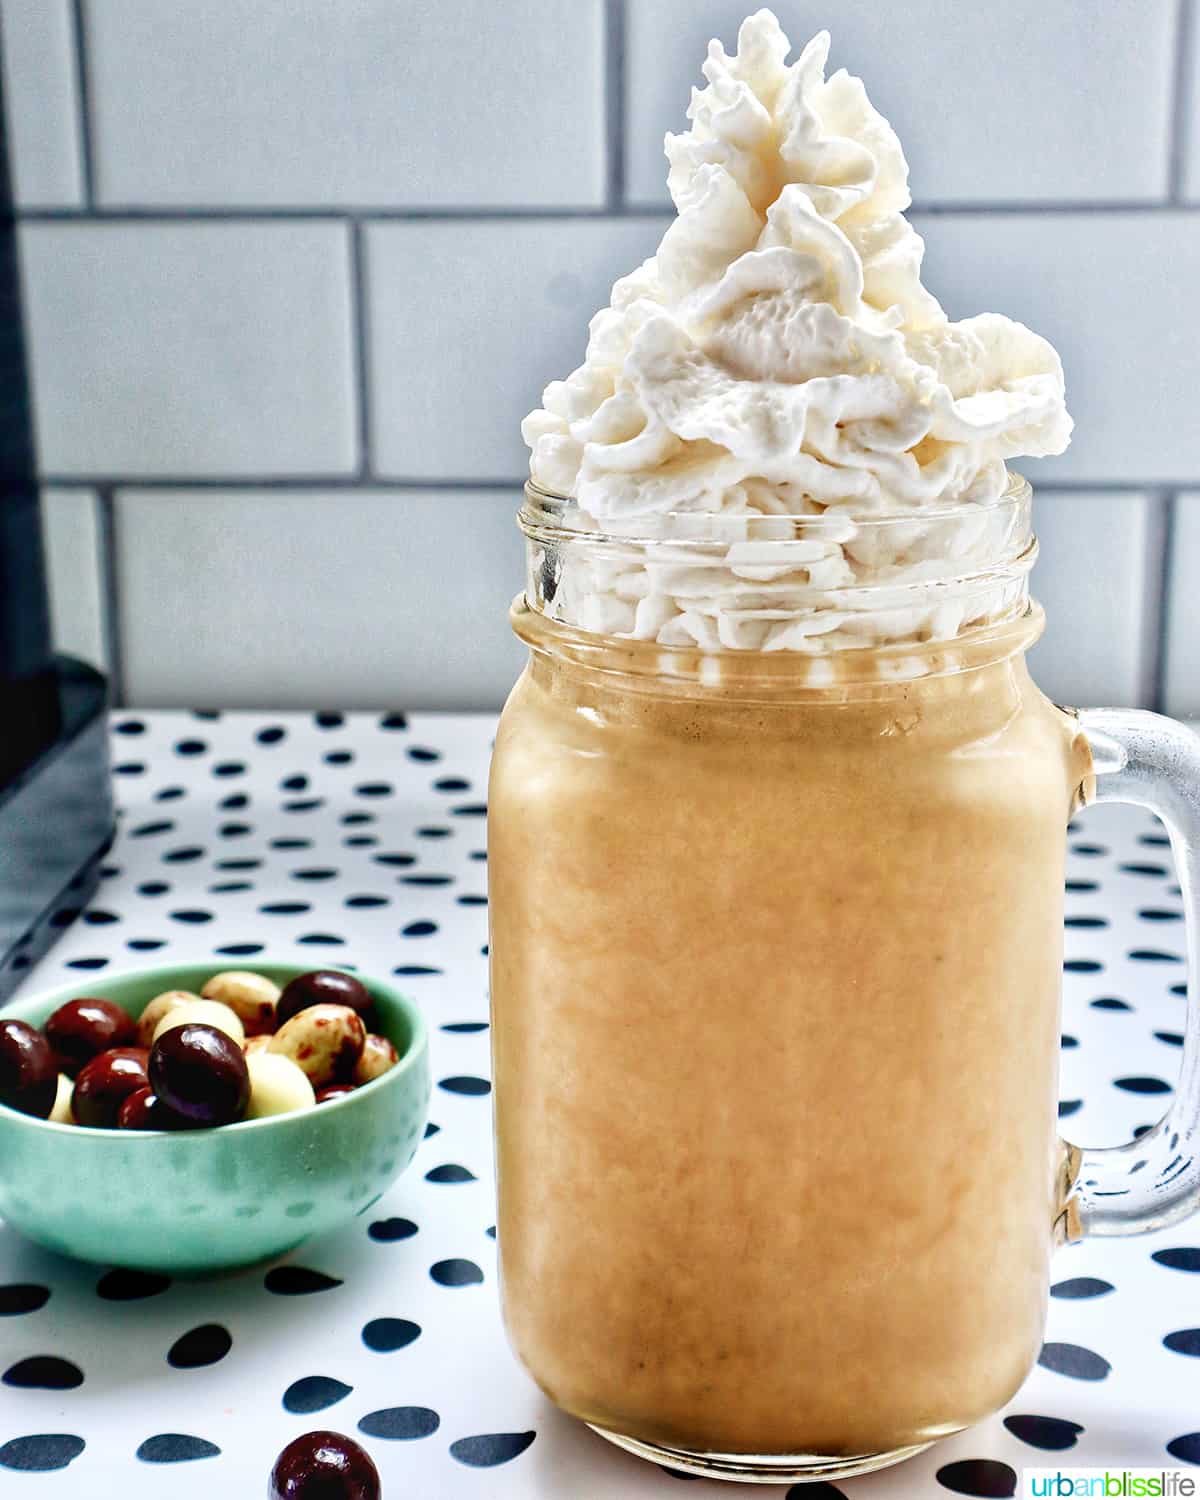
[149, 1024, 249, 1127]
[71, 1048, 151, 1129]
[0, 1019, 57, 1119]
[0, 961, 429, 1272]
[44, 997, 135, 1075]
[116, 1086, 187, 1132]
[277, 969, 375, 1029]
[270, 1430, 381, 1500]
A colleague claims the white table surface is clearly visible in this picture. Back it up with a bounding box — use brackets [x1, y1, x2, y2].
[0, 710, 1196, 1498]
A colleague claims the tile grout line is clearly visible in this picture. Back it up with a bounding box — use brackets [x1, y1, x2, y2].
[604, 0, 626, 210]
[349, 219, 372, 479]
[1147, 490, 1177, 713]
[68, 0, 96, 209]
[97, 485, 127, 706]
[1168, 0, 1195, 203]
[36, 476, 1177, 495]
[40, 475, 528, 492]
[9, 200, 1200, 226]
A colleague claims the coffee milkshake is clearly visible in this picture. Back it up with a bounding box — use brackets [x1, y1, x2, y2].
[490, 9, 1080, 1479]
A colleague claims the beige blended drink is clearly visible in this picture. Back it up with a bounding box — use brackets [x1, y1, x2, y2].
[489, 10, 1200, 1483]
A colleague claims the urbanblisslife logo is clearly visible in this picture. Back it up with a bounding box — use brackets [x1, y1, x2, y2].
[1024, 1471, 1197, 1497]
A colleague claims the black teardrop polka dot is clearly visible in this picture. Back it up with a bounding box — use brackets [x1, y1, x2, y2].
[1167, 1433, 1200, 1464]
[256, 726, 286, 745]
[0, 1284, 50, 1315]
[935, 1458, 1016, 1496]
[1091, 997, 1132, 1011]
[424, 1122, 441, 1137]
[167, 1324, 232, 1369]
[282, 1376, 353, 1414]
[425, 1164, 476, 1184]
[1058, 1099, 1083, 1118]
[215, 942, 264, 957]
[396, 965, 443, 976]
[314, 711, 344, 728]
[97, 1269, 170, 1301]
[163, 845, 205, 863]
[136, 1434, 221, 1463]
[114, 719, 146, 735]
[407, 745, 440, 761]
[357, 1407, 440, 1440]
[442, 1021, 488, 1034]
[404, 920, 438, 936]
[0, 1435, 85, 1472]
[1003, 1414, 1083, 1451]
[450, 1432, 535, 1467]
[380, 712, 408, 730]
[784, 1486, 848, 1499]
[1063, 959, 1103, 974]
[1164, 1328, 1200, 1357]
[1156, 1030, 1185, 1047]
[368, 1218, 417, 1242]
[1153, 1247, 1200, 1272]
[1115, 1076, 1172, 1094]
[439, 1076, 491, 1096]
[373, 852, 416, 867]
[362, 1318, 421, 1352]
[1038, 1342, 1111, 1381]
[3, 1356, 83, 1390]
[131, 820, 175, 838]
[174, 739, 207, 756]
[264, 1267, 343, 1296]
[430, 1259, 483, 1287]
[346, 894, 389, 907]
[1050, 1277, 1114, 1299]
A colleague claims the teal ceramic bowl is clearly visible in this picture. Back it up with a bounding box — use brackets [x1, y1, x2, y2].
[0, 963, 430, 1273]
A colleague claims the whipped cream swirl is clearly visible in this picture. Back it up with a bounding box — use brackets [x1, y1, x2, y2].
[521, 10, 1070, 652]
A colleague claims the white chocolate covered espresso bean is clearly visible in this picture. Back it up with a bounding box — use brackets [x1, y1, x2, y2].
[201, 970, 280, 1037]
[152, 998, 245, 1050]
[268, 1004, 365, 1088]
[244, 1052, 316, 1119]
[136, 990, 199, 1048]
[354, 1033, 399, 1086]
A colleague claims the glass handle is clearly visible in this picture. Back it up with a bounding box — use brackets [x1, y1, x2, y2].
[1056, 709, 1200, 1242]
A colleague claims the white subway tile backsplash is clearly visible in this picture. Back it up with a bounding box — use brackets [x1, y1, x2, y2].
[0, 0, 84, 207]
[115, 489, 526, 709]
[41, 487, 107, 669]
[366, 217, 667, 480]
[1028, 492, 1155, 709]
[83, 0, 605, 209]
[625, 1, 1176, 208]
[1164, 494, 1200, 717]
[914, 212, 1200, 486]
[1182, 15, 1200, 202]
[19, 222, 357, 478]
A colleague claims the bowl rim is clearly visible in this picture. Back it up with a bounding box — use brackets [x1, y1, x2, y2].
[0, 960, 428, 1140]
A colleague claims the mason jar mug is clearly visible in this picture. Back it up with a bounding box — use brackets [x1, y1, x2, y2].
[487, 475, 1200, 1483]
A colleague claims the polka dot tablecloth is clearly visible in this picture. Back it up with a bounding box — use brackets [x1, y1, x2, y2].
[0, 710, 1196, 1498]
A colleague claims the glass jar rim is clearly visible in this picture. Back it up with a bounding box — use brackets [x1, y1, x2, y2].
[520, 470, 1033, 548]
